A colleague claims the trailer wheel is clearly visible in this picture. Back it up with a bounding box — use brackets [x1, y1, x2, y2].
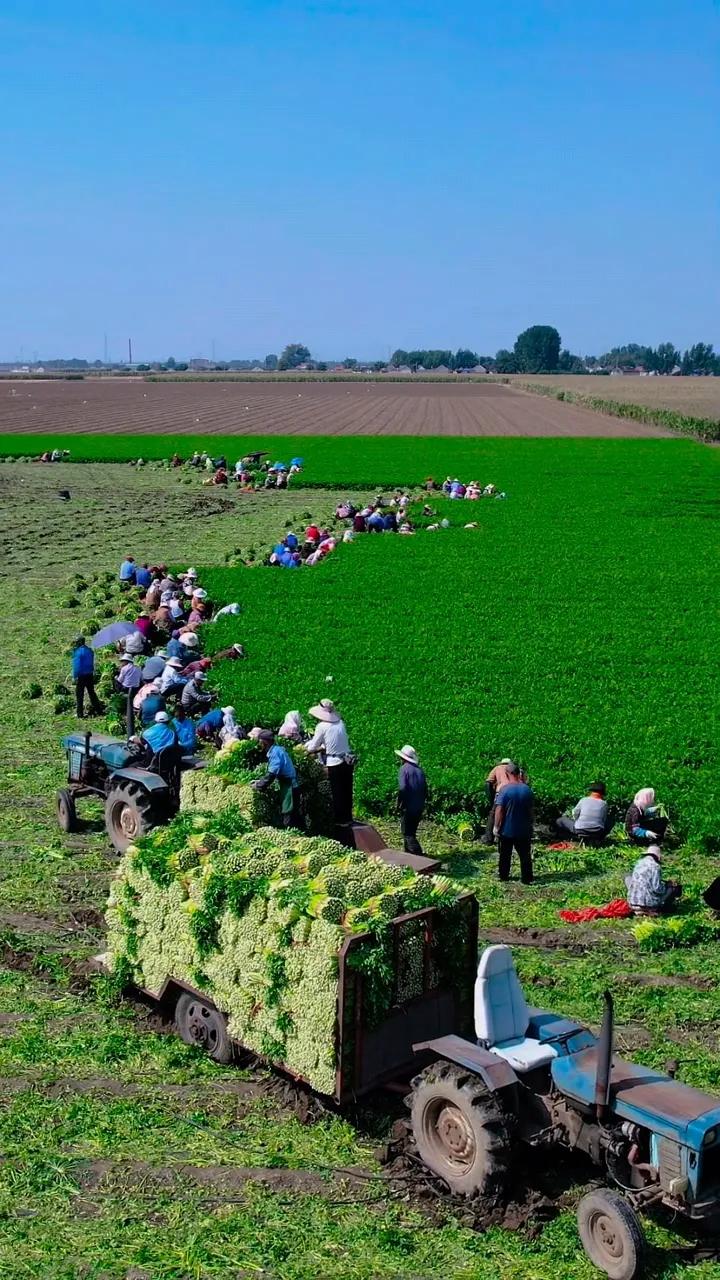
[577, 1190, 645, 1280]
[104, 782, 155, 854]
[175, 993, 233, 1064]
[409, 1061, 511, 1196]
[57, 789, 78, 833]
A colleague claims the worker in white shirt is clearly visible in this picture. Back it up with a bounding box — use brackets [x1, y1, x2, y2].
[305, 700, 354, 831]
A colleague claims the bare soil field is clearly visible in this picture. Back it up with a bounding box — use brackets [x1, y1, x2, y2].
[507, 373, 720, 420]
[0, 376, 670, 436]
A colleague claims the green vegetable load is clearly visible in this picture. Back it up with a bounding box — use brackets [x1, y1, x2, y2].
[106, 807, 470, 1095]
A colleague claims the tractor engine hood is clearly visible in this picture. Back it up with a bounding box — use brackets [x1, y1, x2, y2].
[62, 733, 135, 770]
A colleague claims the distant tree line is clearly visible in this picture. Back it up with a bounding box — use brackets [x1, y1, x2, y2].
[11, 333, 720, 376]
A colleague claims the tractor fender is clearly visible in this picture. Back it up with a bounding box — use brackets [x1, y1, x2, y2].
[413, 1034, 518, 1092]
[108, 767, 169, 793]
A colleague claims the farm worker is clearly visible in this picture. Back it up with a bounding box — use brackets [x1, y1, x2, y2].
[116, 656, 143, 693]
[152, 606, 173, 638]
[442, 477, 452, 494]
[352, 512, 367, 533]
[212, 602, 241, 620]
[395, 746, 428, 855]
[182, 671, 213, 716]
[119, 555, 136, 583]
[278, 710, 305, 742]
[159, 657, 186, 695]
[181, 657, 212, 678]
[305, 700, 354, 830]
[140, 653, 166, 682]
[285, 532, 299, 550]
[135, 563, 152, 590]
[187, 601, 208, 625]
[624, 788, 668, 845]
[142, 710, 179, 755]
[219, 706, 243, 748]
[196, 707, 224, 741]
[367, 510, 385, 533]
[625, 846, 681, 914]
[212, 643, 245, 662]
[133, 613, 153, 641]
[171, 708, 197, 755]
[556, 783, 612, 845]
[383, 511, 398, 532]
[204, 455, 214, 472]
[253, 730, 300, 828]
[493, 766, 534, 885]
[482, 758, 527, 845]
[71, 636, 103, 719]
[134, 678, 163, 716]
[171, 453, 182, 468]
[182, 569, 199, 597]
[140, 684, 167, 727]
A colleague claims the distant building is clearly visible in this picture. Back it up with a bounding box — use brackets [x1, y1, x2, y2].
[432, 364, 451, 374]
[189, 358, 213, 371]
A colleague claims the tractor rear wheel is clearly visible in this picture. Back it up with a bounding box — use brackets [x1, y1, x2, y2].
[105, 782, 155, 854]
[56, 789, 78, 833]
[577, 1189, 645, 1280]
[175, 993, 233, 1064]
[409, 1061, 511, 1196]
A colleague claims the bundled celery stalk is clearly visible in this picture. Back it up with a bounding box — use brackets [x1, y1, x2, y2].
[106, 810, 465, 1094]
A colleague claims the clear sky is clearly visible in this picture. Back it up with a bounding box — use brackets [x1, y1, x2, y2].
[1, 0, 718, 362]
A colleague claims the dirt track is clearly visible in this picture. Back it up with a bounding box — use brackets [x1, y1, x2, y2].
[0, 378, 671, 436]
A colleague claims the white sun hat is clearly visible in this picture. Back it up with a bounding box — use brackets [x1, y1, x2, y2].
[395, 745, 419, 765]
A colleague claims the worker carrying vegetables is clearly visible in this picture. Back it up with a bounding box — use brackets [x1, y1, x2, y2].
[253, 730, 300, 829]
[482, 757, 527, 845]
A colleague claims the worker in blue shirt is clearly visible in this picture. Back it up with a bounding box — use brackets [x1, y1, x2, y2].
[253, 730, 300, 827]
[139, 687, 166, 727]
[172, 707, 197, 754]
[493, 765, 534, 885]
[119, 555, 136, 583]
[71, 636, 103, 718]
[134, 563, 152, 589]
[196, 706, 224, 741]
[141, 711, 179, 755]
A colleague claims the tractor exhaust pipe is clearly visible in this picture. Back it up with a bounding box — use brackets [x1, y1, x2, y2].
[126, 688, 135, 740]
[595, 990, 614, 1125]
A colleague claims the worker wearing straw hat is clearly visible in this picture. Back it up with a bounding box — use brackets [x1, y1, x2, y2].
[395, 746, 428, 855]
[305, 699, 354, 835]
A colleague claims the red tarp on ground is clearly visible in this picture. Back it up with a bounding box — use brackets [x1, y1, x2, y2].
[559, 898, 632, 923]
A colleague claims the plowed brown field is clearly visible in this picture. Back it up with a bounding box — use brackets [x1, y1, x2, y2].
[0, 377, 671, 436]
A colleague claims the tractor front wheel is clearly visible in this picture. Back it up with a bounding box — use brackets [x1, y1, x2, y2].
[577, 1189, 645, 1280]
[409, 1061, 511, 1196]
[104, 782, 155, 854]
[57, 789, 78, 833]
[175, 993, 233, 1064]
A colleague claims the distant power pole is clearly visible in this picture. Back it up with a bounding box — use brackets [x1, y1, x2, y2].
[104, 333, 108, 365]
[128, 338, 133, 365]
[211, 338, 216, 363]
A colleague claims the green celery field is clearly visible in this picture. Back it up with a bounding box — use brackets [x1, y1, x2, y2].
[200, 438, 720, 845]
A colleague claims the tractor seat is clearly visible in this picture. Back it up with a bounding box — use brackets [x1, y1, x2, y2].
[474, 944, 557, 1073]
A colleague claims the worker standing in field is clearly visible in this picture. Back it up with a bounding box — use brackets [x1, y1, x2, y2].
[395, 745, 428, 855]
[493, 765, 534, 885]
[253, 730, 300, 828]
[71, 636, 104, 719]
[482, 757, 527, 845]
[305, 700, 355, 834]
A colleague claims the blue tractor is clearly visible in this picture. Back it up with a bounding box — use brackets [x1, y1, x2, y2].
[408, 944, 720, 1278]
[57, 729, 182, 853]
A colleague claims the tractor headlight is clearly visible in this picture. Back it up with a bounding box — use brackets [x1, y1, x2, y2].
[704, 1129, 717, 1147]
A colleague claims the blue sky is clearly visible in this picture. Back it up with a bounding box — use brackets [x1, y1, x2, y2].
[1, 0, 718, 361]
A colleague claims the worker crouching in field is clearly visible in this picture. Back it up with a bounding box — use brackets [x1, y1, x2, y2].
[626, 846, 681, 915]
[395, 746, 427, 855]
[493, 765, 534, 885]
[556, 783, 613, 846]
[305, 700, 354, 835]
[253, 730, 300, 828]
[624, 787, 669, 845]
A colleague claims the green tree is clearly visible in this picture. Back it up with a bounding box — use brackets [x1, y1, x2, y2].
[513, 325, 561, 373]
[681, 342, 717, 375]
[558, 349, 585, 373]
[390, 349, 409, 367]
[494, 348, 519, 373]
[264, 353, 278, 371]
[453, 349, 479, 370]
[342, 358, 358, 370]
[371, 361, 386, 372]
[278, 343, 311, 371]
[166, 356, 176, 369]
[646, 342, 680, 374]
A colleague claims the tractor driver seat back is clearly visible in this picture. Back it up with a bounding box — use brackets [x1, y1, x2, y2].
[474, 944, 557, 1072]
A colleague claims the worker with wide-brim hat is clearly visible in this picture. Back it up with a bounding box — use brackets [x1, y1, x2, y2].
[394, 746, 428, 855]
[305, 700, 354, 833]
